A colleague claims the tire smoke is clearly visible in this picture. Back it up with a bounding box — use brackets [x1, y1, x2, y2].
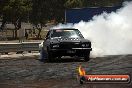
[53, 1, 132, 57]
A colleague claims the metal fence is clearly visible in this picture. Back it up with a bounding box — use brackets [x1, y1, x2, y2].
[0, 42, 41, 54]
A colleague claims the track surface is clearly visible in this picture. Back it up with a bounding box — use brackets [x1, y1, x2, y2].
[0, 55, 132, 88]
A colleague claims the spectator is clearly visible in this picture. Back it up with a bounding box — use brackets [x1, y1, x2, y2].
[25, 31, 28, 39]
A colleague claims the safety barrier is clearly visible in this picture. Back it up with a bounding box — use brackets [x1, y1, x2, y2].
[0, 42, 41, 54]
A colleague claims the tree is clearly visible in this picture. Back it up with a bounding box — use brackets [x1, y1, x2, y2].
[31, 0, 66, 39]
[82, 0, 123, 7]
[30, 0, 48, 39]
[64, 0, 123, 8]
[0, 0, 9, 30]
[0, 0, 32, 38]
[65, 0, 84, 8]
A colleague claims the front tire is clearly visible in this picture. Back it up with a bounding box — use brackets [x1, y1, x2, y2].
[84, 51, 90, 61]
[47, 51, 54, 62]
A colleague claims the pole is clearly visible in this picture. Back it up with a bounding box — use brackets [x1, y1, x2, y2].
[65, 9, 67, 24]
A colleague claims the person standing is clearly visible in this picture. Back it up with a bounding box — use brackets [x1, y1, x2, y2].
[25, 31, 28, 39]
[19, 28, 25, 42]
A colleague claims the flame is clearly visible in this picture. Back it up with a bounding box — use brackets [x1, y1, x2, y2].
[78, 65, 86, 76]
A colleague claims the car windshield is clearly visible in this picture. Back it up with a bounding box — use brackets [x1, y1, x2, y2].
[51, 29, 83, 38]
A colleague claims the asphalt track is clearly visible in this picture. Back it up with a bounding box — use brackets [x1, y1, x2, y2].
[0, 55, 132, 88]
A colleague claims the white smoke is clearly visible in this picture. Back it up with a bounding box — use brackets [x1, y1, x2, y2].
[53, 1, 132, 57]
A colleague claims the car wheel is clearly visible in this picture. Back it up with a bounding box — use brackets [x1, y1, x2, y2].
[48, 51, 54, 62]
[84, 51, 90, 61]
[40, 48, 46, 62]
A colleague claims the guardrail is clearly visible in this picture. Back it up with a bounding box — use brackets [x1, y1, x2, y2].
[0, 42, 41, 54]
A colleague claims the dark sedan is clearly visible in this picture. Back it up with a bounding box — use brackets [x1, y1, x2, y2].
[42, 28, 92, 62]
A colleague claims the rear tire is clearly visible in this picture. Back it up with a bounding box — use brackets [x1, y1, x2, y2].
[84, 51, 90, 62]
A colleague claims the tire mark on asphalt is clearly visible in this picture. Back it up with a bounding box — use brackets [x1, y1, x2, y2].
[92, 66, 132, 72]
[92, 55, 131, 68]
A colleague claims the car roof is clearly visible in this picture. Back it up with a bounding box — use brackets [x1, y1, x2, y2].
[50, 28, 78, 30]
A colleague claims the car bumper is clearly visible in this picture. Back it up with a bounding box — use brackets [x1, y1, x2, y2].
[50, 48, 92, 56]
[51, 48, 92, 50]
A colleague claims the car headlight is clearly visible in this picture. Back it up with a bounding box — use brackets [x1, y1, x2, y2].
[52, 44, 59, 48]
[81, 44, 89, 47]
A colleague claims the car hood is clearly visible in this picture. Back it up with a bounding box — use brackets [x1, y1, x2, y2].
[50, 37, 91, 44]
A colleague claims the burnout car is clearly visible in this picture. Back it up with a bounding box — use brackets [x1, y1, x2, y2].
[43, 28, 92, 61]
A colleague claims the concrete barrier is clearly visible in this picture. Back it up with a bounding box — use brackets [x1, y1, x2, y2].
[0, 42, 41, 53]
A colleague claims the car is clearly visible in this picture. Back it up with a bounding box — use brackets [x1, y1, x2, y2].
[42, 28, 92, 62]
